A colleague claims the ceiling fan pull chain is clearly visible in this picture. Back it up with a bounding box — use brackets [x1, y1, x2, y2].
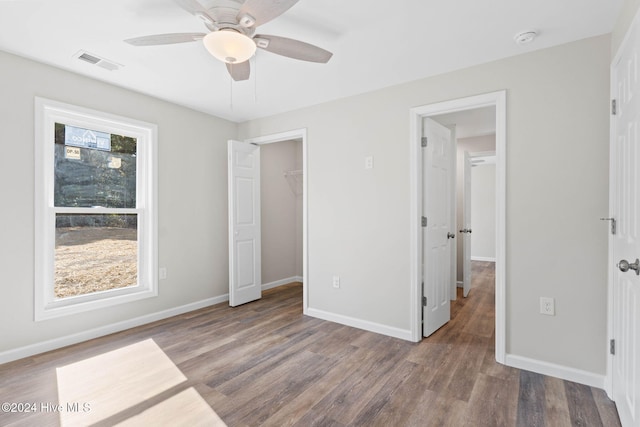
[229, 65, 234, 110]
[254, 55, 258, 103]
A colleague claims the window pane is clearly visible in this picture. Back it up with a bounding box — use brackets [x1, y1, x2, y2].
[55, 214, 138, 299]
[54, 123, 137, 208]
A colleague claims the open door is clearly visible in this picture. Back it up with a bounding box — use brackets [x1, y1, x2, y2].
[461, 151, 472, 297]
[610, 13, 640, 425]
[423, 118, 454, 337]
[228, 140, 261, 307]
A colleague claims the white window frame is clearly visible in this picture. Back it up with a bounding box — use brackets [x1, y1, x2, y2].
[34, 97, 158, 321]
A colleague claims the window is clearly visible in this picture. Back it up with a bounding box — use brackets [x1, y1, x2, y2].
[35, 98, 157, 320]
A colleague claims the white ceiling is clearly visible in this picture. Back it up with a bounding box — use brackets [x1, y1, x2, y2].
[0, 0, 623, 123]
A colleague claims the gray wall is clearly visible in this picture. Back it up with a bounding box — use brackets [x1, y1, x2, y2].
[456, 135, 496, 281]
[471, 164, 496, 261]
[239, 35, 611, 375]
[260, 140, 303, 284]
[0, 30, 619, 378]
[0, 50, 236, 353]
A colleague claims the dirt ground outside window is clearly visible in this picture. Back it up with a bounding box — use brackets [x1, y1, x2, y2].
[55, 227, 137, 298]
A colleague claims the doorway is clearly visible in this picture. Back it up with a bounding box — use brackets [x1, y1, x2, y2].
[260, 139, 303, 289]
[242, 129, 308, 311]
[409, 91, 506, 364]
[430, 107, 497, 300]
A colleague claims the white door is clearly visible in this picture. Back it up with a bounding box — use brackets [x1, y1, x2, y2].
[610, 14, 640, 426]
[461, 151, 472, 297]
[423, 118, 454, 337]
[228, 140, 262, 307]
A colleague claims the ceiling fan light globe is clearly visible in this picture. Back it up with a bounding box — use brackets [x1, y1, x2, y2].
[203, 31, 256, 64]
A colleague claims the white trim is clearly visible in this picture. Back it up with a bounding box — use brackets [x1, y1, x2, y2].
[505, 354, 605, 389]
[306, 308, 413, 341]
[262, 276, 304, 291]
[0, 296, 226, 365]
[34, 97, 158, 321]
[409, 91, 507, 365]
[449, 125, 458, 301]
[244, 129, 308, 314]
[471, 256, 496, 262]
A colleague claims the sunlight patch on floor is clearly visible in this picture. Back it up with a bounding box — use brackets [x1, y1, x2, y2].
[56, 338, 226, 426]
[115, 387, 226, 427]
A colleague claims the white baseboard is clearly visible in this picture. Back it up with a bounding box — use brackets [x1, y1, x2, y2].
[505, 354, 605, 389]
[0, 295, 228, 365]
[306, 308, 413, 341]
[471, 256, 496, 262]
[0, 278, 308, 365]
[262, 276, 303, 291]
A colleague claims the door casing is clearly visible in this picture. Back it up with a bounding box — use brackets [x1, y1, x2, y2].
[409, 91, 507, 365]
[462, 150, 472, 298]
[243, 129, 309, 312]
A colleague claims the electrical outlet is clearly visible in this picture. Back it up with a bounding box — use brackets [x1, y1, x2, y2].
[332, 275, 340, 289]
[159, 267, 167, 280]
[365, 156, 374, 169]
[540, 297, 555, 316]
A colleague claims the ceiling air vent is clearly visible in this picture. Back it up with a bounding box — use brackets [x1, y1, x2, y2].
[74, 50, 122, 71]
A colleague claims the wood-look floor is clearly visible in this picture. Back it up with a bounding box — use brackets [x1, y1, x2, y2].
[0, 262, 621, 426]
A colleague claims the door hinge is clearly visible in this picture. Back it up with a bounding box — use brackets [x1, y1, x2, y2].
[599, 217, 616, 235]
[611, 99, 617, 115]
[422, 296, 427, 306]
[610, 339, 616, 355]
[421, 137, 428, 147]
[422, 216, 427, 227]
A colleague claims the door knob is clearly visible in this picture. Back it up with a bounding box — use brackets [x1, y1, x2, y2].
[447, 232, 455, 239]
[618, 258, 640, 275]
[459, 228, 472, 234]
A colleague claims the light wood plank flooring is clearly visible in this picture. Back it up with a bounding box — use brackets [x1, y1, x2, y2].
[0, 262, 620, 426]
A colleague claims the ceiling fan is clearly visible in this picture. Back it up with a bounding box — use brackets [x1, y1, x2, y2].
[124, 0, 333, 81]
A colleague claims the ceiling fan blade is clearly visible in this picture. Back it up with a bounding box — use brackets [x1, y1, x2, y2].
[174, 0, 212, 18]
[238, 0, 299, 27]
[226, 60, 251, 81]
[173, 0, 217, 29]
[124, 33, 206, 46]
[254, 35, 332, 63]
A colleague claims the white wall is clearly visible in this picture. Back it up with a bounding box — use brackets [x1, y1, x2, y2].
[238, 35, 611, 375]
[456, 135, 496, 280]
[471, 163, 496, 261]
[0, 50, 236, 355]
[260, 140, 302, 284]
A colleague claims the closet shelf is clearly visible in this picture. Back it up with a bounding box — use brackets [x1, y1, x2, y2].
[283, 169, 303, 177]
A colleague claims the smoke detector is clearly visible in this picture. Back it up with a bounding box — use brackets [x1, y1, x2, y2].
[514, 31, 537, 45]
